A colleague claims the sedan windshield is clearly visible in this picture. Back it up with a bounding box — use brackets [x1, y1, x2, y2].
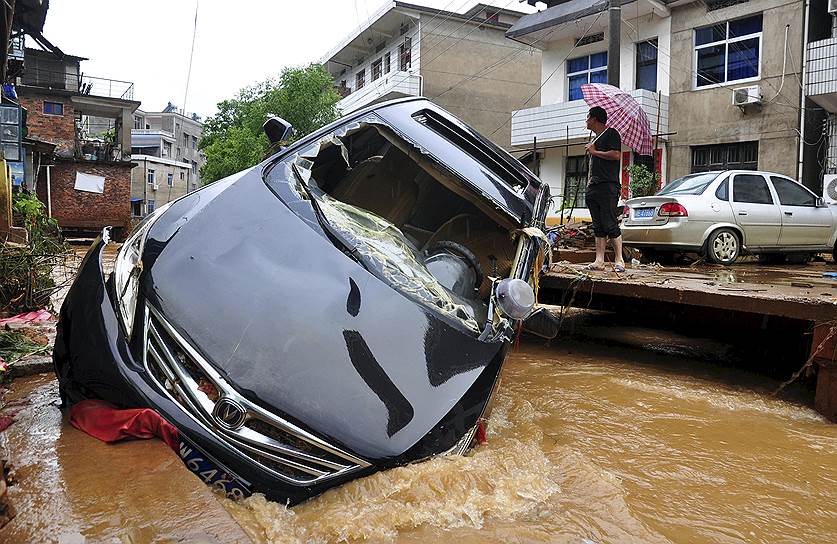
[657, 172, 720, 196]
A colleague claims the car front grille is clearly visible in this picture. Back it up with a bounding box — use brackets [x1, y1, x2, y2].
[142, 304, 370, 486]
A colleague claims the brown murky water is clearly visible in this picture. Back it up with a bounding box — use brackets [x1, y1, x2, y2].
[225, 341, 837, 544]
[3, 340, 835, 543]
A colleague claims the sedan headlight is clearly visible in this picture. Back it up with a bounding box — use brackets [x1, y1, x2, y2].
[113, 203, 172, 337]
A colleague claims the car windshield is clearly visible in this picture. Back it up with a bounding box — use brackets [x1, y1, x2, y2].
[657, 172, 720, 196]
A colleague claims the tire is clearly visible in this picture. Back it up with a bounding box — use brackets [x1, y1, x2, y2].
[833, 242, 837, 264]
[706, 228, 740, 265]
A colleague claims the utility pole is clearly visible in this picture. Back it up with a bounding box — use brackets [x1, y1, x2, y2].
[608, 0, 621, 87]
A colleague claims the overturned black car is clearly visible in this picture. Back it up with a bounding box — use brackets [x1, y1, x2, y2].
[54, 98, 550, 504]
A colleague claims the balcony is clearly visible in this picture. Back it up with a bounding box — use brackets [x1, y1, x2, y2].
[807, 38, 837, 111]
[337, 71, 421, 114]
[21, 68, 135, 100]
[510, 89, 669, 148]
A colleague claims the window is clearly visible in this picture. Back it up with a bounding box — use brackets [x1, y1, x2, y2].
[147, 169, 155, 184]
[691, 141, 758, 173]
[658, 172, 720, 196]
[133, 115, 144, 129]
[163, 141, 172, 157]
[567, 52, 607, 101]
[715, 179, 729, 200]
[384, 52, 391, 74]
[371, 58, 382, 81]
[167, 172, 173, 187]
[564, 156, 588, 208]
[636, 40, 658, 91]
[180, 171, 185, 180]
[694, 14, 762, 87]
[43, 101, 63, 115]
[192, 135, 198, 149]
[131, 200, 143, 216]
[399, 37, 412, 71]
[177, 147, 182, 159]
[771, 176, 816, 206]
[356, 69, 366, 90]
[192, 160, 198, 173]
[147, 199, 156, 213]
[733, 174, 772, 204]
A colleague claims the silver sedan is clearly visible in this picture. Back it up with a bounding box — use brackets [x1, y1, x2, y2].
[621, 170, 837, 264]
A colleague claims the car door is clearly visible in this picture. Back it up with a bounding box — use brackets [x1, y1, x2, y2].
[730, 173, 782, 248]
[770, 176, 832, 247]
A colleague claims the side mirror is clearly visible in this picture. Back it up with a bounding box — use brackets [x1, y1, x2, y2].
[263, 116, 294, 145]
[816, 197, 828, 208]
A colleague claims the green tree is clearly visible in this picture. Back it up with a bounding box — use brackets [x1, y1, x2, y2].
[200, 64, 341, 184]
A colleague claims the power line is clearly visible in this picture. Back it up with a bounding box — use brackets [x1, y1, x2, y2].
[182, 0, 199, 114]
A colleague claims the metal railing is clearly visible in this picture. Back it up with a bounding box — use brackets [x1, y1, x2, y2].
[21, 68, 135, 100]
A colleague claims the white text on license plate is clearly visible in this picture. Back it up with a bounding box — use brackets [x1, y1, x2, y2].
[635, 208, 654, 219]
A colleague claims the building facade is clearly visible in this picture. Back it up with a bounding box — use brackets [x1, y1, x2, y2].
[508, 0, 673, 222]
[18, 48, 140, 237]
[667, 0, 805, 186]
[130, 106, 203, 216]
[507, 0, 822, 222]
[321, 2, 541, 148]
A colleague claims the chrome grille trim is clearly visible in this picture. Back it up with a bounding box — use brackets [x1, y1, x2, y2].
[142, 305, 370, 486]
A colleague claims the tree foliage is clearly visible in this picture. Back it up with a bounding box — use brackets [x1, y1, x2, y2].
[200, 64, 341, 184]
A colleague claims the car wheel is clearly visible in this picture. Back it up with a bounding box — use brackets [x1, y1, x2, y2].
[706, 228, 740, 265]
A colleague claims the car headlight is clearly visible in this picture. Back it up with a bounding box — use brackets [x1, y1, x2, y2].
[495, 278, 536, 320]
[113, 203, 172, 338]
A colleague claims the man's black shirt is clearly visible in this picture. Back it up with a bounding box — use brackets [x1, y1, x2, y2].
[589, 127, 621, 185]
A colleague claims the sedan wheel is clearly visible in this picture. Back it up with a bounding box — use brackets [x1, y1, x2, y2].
[707, 228, 739, 265]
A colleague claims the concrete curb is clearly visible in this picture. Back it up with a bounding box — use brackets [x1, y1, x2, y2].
[9, 356, 53, 379]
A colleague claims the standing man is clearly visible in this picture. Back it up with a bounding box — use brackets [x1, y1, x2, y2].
[584, 106, 626, 272]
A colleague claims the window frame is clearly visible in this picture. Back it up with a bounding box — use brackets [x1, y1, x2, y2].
[566, 52, 608, 101]
[564, 155, 589, 208]
[167, 172, 174, 187]
[147, 169, 156, 184]
[693, 14, 762, 89]
[635, 39, 658, 92]
[399, 37, 412, 71]
[371, 58, 383, 81]
[43, 101, 64, 116]
[356, 69, 366, 90]
[384, 52, 391, 74]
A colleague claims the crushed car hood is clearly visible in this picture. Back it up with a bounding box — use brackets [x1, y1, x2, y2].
[141, 169, 507, 461]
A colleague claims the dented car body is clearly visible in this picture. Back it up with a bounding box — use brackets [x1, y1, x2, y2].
[54, 98, 550, 504]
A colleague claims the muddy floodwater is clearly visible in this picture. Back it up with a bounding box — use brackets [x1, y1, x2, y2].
[3, 340, 835, 543]
[225, 341, 837, 544]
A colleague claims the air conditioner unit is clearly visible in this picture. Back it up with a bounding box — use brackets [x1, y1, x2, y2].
[152, 182, 159, 191]
[823, 174, 837, 204]
[732, 85, 762, 107]
[829, 0, 837, 13]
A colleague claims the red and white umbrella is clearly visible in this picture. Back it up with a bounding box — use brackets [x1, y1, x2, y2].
[581, 83, 652, 156]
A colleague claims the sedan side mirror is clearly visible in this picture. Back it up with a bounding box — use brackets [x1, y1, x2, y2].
[816, 197, 828, 208]
[263, 116, 294, 145]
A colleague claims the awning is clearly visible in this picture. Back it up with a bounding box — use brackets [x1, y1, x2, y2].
[130, 197, 144, 202]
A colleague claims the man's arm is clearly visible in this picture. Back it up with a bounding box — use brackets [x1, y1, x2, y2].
[585, 129, 621, 160]
[584, 142, 621, 161]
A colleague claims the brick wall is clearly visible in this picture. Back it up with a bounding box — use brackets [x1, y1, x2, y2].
[19, 94, 76, 157]
[46, 159, 133, 233]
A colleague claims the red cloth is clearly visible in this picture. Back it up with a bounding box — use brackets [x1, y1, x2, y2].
[0, 309, 54, 327]
[68, 399, 180, 451]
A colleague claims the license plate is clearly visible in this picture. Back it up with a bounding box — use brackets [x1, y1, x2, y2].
[634, 207, 655, 219]
[177, 437, 252, 500]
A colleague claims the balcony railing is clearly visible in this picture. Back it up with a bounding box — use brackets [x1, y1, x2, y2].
[21, 68, 135, 100]
[807, 38, 837, 110]
[511, 89, 669, 148]
[337, 70, 421, 114]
